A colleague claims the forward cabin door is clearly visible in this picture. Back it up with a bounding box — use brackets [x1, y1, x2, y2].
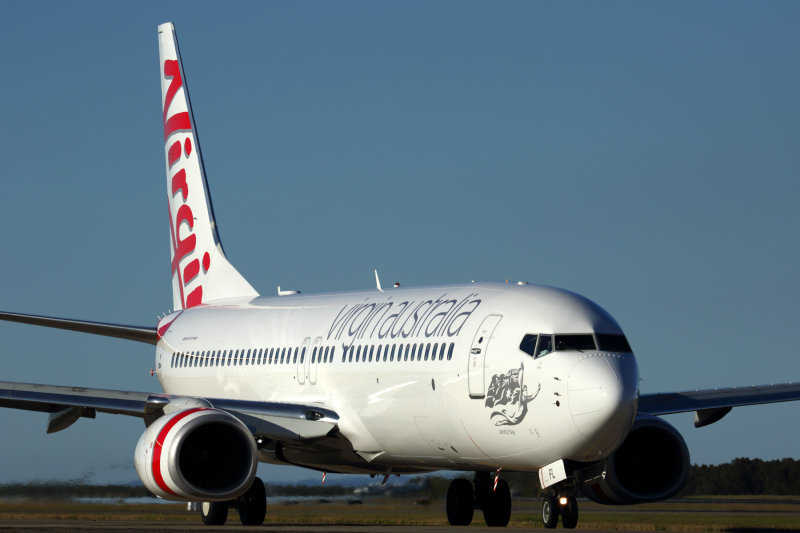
[296, 337, 310, 384]
[468, 314, 503, 398]
[308, 336, 322, 385]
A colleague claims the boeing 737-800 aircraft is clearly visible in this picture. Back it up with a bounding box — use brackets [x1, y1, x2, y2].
[1, 22, 799, 529]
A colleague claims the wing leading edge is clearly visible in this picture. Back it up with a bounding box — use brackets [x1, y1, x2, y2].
[0, 311, 157, 345]
[639, 382, 800, 428]
[0, 381, 338, 440]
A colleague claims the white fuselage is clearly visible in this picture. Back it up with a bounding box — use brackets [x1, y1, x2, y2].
[155, 282, 639, 474]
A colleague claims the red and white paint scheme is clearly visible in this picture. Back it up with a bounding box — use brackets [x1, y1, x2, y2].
[158, 23, 257, 310]
[1, 21, 800, 529]
[134, 406, 257, 501]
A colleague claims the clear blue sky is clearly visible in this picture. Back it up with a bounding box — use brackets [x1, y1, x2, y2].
[0, 1, 798, 484]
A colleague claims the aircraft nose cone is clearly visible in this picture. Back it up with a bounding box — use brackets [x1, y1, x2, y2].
[568, 353, 638, 453]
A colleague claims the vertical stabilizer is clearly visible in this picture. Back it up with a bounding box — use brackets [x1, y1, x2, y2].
[157, 22, 258, 310]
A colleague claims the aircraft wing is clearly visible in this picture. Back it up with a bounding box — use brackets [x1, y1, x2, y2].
[639, 382, 800, 428]
[0, 381, 338, 440]
[0, 310, 157, 344]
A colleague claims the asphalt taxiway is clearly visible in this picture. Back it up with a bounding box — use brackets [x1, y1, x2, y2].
[0, 523, 709, 533]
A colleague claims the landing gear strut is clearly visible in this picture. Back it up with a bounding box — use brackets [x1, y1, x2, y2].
[541, 489, 578, 529]
[445, 472, 512, 527]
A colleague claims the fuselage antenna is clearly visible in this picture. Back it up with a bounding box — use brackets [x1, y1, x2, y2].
[374, 269, 384, 292]
[277, 286, 301, 296]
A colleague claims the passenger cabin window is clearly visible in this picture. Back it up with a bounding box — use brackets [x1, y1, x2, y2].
[596, 334, 633, 352]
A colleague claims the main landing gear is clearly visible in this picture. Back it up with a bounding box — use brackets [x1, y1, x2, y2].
[200, 477, 267, 526]
[446, 472, 511, 527]
[541, 489, 578, 529]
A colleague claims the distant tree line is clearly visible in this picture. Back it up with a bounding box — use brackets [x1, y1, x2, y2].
[0, 481, 353, 499]
[682, 458, 800, 495]
[3, 458, 800, 499]
[0, 482, 151, 499]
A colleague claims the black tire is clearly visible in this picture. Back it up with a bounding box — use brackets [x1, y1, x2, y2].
[200, 501, 228, 526]
[482, 478, 511, 527]
[561, 496, 579, 529]
[541, 494, 559, 529]
[237, 477, 267, 526]
[446, 478, 475, 526]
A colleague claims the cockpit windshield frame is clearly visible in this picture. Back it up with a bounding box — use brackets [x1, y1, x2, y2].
[519, 332, 632, 358]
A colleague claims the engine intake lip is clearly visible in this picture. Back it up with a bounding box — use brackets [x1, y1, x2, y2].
[612, 420, 690, 501]
[167, 411, 257, 500]
[578, 415, 690, 505]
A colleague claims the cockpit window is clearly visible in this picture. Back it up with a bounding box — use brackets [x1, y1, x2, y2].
[519, 334, 538, 357]
[522, 333, 608, 357]
[536, 335, 553, 358]
[596, 334, 633, 352]
[554, 334, 596, 352]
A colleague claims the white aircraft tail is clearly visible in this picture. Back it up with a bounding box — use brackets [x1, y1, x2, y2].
[157, 23, 258, 310]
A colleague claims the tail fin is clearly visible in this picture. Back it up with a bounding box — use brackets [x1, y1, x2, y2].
[157, 22, 258, 310]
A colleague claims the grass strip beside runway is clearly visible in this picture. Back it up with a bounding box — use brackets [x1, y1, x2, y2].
[1, 497, 800, 530]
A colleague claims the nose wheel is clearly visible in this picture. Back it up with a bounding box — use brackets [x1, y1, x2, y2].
[541, 490, 578, 529]
[541, 494, 558, 529]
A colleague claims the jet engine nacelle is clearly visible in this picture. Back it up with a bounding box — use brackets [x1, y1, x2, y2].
[134, 407, 258, 501]
[578, 415, 689, 505]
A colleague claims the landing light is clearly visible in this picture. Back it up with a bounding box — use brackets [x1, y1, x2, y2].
[559, 496, 568, 506]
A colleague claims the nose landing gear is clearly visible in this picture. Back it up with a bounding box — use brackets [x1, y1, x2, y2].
[541, 489, 578, 529]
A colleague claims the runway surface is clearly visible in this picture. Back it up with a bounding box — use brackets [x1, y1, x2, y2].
[0, 523, 707, 533]
[0, 520, 799, 533]
[1, 497, 799, 532]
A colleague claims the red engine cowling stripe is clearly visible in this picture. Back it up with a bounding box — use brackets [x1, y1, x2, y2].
[152, 407, 208, 497]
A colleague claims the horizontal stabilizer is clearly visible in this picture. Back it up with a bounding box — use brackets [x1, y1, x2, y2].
[0, 311, 157, 345]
